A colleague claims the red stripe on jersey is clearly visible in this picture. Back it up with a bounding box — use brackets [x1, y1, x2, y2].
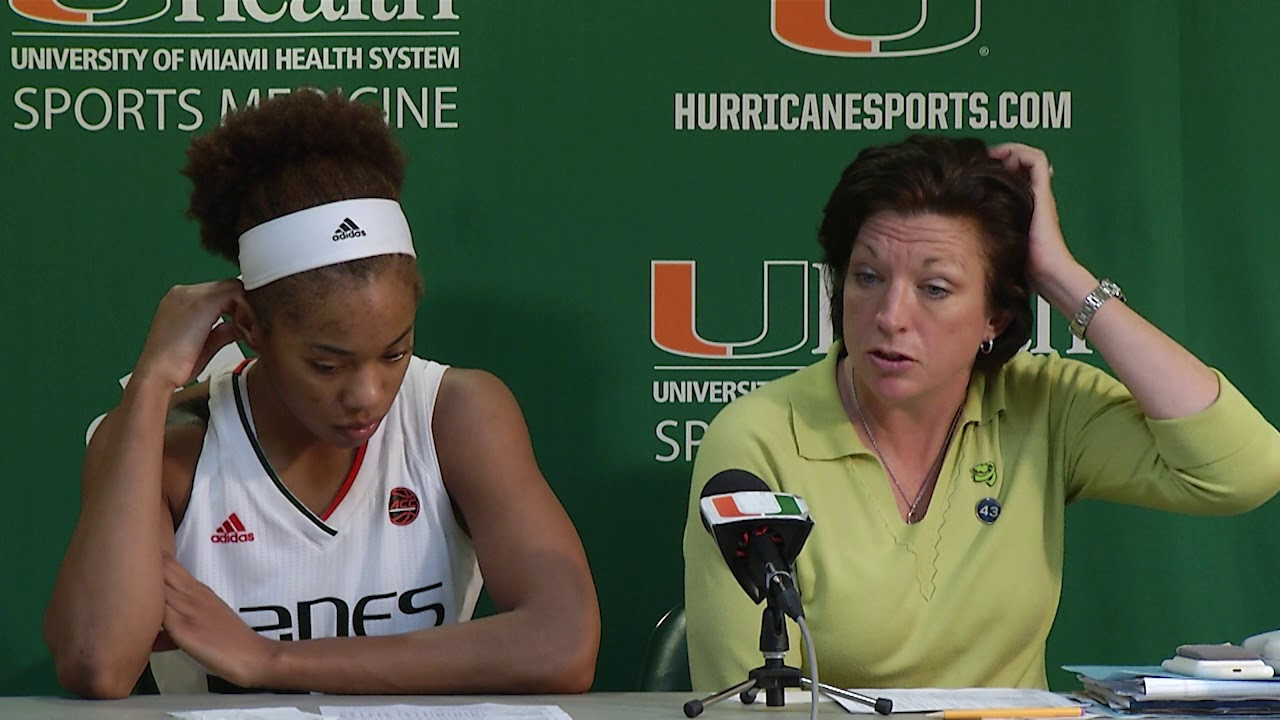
[319, 441, 368, 521]
[229, 513, 246, 532]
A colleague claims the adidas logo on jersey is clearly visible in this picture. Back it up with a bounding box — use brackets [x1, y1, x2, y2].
[211, 513, 255, 544]
[332, 218, 367, 242]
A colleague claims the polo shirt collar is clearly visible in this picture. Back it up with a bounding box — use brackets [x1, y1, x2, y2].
[790, 341, 1006, 461]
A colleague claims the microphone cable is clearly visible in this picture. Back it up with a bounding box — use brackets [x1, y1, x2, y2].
[770, 570, 820, 720]
[797, 614, 820, 720]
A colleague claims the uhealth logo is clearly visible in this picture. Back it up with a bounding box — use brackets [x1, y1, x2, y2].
[10, 0, 458, 25]
[771, 0, 982, 58]
[650, 260, 830, 361]
[10, 0, 170, 25]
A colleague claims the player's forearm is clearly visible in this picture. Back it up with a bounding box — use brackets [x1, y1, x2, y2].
[252, 570, 600, 694]
[259, 607, 597, 694]
[45, 377, 174, 697]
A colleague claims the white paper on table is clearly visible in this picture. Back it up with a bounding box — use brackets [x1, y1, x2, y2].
[169, 709, 325, 720]
[317, 703, 572, 720]
[831, 687, 1083, 714]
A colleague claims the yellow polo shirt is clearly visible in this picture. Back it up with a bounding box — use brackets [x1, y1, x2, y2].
[684, 343, 1280, 690]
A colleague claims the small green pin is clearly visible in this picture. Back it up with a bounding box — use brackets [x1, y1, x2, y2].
[971, 461, 996, 486]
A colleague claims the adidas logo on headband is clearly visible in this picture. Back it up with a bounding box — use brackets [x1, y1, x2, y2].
[332, 218, 367, 242]
[238, 198, 416, 290]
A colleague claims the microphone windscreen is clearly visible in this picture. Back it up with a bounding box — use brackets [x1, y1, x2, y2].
[700, 468, 769, 498]
[696, 469, 815, 605]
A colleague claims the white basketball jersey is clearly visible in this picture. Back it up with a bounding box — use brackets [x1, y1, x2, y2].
[153, 356, 482, 693]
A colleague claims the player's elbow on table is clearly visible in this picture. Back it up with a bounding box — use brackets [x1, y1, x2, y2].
[521, 601, 599, 694]
[546, 641, 597, 694]
[44, 615, 142, 699]
[526, 618, 598, 694]
[51, 648, 140, 700]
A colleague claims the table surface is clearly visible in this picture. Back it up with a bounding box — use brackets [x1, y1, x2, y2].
[0, 691, 901, 719]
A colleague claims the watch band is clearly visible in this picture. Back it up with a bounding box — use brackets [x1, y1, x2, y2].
[1068, 278, 1125, 339]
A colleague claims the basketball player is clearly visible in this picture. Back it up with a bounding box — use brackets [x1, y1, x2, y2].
[44, 91, 600, 698]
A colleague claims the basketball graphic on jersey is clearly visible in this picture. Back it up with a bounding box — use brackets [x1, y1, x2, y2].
[388, 487, 420, 526]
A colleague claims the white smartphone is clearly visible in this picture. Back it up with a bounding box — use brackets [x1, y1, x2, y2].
[1242, 630, 1280, 654]
[1242, 630, 1280, 671]
[1162, 655, 1275, 680]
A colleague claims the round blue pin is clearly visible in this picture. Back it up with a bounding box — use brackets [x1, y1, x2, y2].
[976, 497, 1001, 524]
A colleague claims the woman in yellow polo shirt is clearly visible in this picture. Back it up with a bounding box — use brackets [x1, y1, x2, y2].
[683, 136, 1280, 691]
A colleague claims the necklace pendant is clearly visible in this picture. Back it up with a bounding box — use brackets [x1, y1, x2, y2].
[849, 361, 966, 529]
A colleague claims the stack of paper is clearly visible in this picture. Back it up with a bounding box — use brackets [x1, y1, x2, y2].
[829, 688, 1084, 714]
[1066, 665, 1280, 715]
[168, 704, 572, 720]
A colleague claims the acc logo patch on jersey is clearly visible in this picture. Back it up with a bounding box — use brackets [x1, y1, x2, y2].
[388, 487, 420, 526]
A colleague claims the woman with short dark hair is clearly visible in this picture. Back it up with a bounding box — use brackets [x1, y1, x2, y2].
[684, 135, 1280, 690]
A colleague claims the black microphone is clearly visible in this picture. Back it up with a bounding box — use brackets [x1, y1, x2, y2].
[698, 469, 813, 620]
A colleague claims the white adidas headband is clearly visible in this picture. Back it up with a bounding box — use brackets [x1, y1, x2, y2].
[237, 198, 415, 290]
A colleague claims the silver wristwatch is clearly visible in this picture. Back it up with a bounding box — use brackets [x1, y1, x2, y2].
[1069, 278, 1125, 339]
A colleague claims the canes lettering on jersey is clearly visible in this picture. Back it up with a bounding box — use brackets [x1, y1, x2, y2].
[242, 581, 447, 641]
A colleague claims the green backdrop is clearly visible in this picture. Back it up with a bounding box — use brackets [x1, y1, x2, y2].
[3, 0, 1279, 696]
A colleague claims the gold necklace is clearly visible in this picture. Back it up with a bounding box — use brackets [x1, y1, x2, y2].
[849, 362, 967, 524]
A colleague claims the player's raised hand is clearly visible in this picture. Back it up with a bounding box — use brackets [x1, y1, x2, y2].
[132, 279, 248, 390]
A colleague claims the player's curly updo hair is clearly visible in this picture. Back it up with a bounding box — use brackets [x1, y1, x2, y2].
[182, 90, 420, 324]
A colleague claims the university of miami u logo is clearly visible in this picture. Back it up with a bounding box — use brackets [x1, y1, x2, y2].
[650, 260, 813, 360]
[10, 0, 170, 26]
[771, 0, 982, 58]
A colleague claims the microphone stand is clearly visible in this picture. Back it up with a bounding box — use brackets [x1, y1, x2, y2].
[682, 590, 892, 717]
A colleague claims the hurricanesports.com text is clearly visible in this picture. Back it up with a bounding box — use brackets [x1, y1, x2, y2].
[675, 90, 1071, 132]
